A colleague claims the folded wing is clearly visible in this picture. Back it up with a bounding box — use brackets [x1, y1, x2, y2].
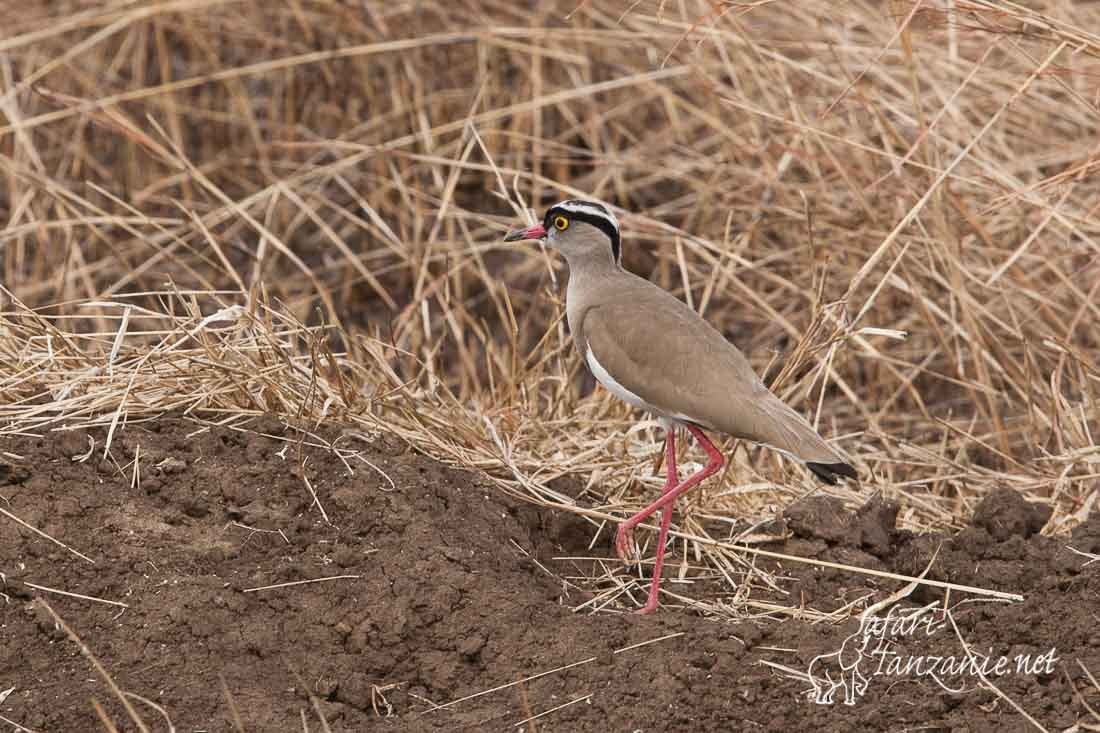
[581, 297, 854, 481]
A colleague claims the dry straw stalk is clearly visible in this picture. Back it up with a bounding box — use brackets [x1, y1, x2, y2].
[2, 0, 1099, 615]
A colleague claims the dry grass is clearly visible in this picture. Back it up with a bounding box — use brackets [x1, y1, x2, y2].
[2, 0, 1099, 615]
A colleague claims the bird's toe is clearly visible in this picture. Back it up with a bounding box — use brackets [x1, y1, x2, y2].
[614, 524, 636, 563]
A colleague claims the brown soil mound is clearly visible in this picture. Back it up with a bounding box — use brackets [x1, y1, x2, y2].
[2, 420, 1097, 731]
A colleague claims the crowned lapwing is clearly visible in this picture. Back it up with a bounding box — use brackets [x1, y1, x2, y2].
[505, 199, 856, 614]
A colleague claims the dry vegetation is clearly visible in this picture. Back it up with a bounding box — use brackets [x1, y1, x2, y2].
[2, 0, 1099, 613]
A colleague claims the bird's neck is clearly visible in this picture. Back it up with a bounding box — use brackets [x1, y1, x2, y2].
[561, 248, 620, 279]
[564, 254, 623, 335]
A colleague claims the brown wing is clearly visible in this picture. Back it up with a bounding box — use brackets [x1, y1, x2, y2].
[581, 296, 848, 467]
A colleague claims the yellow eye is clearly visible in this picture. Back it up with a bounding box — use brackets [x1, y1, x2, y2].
[553, 216, 569, 230]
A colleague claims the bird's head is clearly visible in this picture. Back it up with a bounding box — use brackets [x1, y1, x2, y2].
[504, 199, 621, 267]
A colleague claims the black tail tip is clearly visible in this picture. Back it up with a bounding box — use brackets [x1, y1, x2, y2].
[806, 461, 858, 485]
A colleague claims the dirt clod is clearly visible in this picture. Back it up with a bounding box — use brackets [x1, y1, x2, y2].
[972, 487, 1052, 540]
[783, 495, 853, 544]
[856, 497, 900, 555]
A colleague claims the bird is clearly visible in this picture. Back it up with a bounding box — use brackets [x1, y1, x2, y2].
[504, 199, 856, 614]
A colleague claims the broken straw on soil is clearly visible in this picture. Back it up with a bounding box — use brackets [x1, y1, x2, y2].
[1, 421, 1098, 730]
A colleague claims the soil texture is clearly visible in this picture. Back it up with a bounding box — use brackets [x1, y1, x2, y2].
[1, 419, 1098, 731]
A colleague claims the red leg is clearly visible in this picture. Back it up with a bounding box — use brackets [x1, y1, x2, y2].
[616, 425, 725, 580]
[636, 426, 679, 614]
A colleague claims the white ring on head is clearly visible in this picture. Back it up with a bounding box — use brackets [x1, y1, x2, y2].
[552, 200, 619, 233]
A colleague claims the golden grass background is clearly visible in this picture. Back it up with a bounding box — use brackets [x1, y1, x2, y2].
[2, 0, 1099, 609]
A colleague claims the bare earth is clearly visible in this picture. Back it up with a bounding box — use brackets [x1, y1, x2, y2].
[2, 419, 1098, 731]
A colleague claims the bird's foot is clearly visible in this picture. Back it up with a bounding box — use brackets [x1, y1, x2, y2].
[635, 597, 660, 615]
[614, 522, 638, 564]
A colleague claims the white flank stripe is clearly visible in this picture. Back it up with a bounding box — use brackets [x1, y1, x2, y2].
[585, 344, 713, 428]
[585, 344, 648, 411]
